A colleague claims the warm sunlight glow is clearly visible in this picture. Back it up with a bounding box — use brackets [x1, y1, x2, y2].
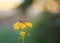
[46, 0, 58, 13]
[0, 0, 24, 11]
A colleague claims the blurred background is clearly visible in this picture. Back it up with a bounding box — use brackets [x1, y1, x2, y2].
[0, 0, 60, 43]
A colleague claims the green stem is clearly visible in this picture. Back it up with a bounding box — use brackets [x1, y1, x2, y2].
[22, 37, 24, 43]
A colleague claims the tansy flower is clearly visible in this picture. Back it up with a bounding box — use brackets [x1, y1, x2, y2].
[21, 22, 26, 29]
[19, 31, 26, 37]
[24, 22, 32, 28]
[14, 22, 21, 26]
[13, 22, 21, 30]
[13, 21, 33, 43]
[13, 21, 33, 30]
[13, 25, 20, 30]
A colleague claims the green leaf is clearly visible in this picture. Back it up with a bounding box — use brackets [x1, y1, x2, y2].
[26, 34, 31, 36]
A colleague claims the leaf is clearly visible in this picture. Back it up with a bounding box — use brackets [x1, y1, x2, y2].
[26, 34, 31, 36]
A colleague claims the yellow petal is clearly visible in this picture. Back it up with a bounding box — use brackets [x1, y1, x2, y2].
[25, 22, 32, 28]
[13, 25, 20, 30]
[15, 22, 21, 25]
[19, 31, 26, 37]
[13, 22, 21, 29]
[21, 23, 26, 29]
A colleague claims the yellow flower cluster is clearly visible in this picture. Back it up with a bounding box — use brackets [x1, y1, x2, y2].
[13, 21, 32, 30]
[13, 21, 33, 43]
[19, 31, 26, 37]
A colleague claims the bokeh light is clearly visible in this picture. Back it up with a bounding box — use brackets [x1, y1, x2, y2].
[0, 0, 24, 18]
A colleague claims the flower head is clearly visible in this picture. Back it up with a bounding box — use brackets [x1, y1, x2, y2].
[13, 22, 21, 30]
[19, 31, 26, 37]
[21, 22, 26, 29]
[13, 21, 33, 30]
[13, 21, 33, 43]
[25, 22, 32, 28]
[13, 25, 20, 30]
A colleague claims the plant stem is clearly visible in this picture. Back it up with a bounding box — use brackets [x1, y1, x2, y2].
[22, 37, 24, 43]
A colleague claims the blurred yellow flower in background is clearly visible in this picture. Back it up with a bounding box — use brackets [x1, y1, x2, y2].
[19, 31, 26, 37]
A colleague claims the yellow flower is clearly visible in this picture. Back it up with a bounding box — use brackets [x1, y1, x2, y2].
[19, 31, 26, 37]
[13, 21, 33, 30]
[13, 25, 20, 30]
[15, 22, 21, 25]
[21, 23, 26, 29]
[13, 22, 21, 30]
[25, 22, 32, 28]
